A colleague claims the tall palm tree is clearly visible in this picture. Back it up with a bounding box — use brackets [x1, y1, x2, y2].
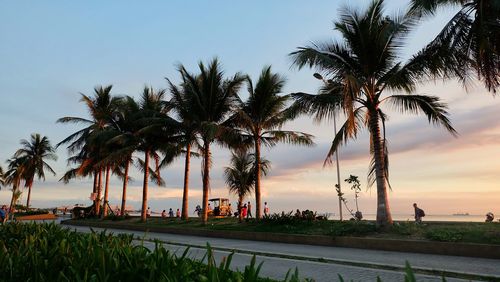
[233, 66, 314, 219]
[13, 134, 57, 209]
[132, 87, 174, 222]
[410, 0, 500, 93]
[224, 151, 270, 223]
[167, 78, 201, 220]
[107, 96, 140, 216]
[290, 0, 457, 227]
[57, 85, 121, 215]
[176, 58, 246, 224]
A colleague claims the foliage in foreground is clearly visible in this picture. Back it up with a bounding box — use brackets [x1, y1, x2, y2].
[0, 222, 457, 281]
[0, 222, 300, 282]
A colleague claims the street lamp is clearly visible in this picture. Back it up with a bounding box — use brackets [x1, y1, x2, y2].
[313, 73, 343, 221]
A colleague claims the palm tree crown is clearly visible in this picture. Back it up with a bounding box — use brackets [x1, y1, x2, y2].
[290, 0, 457, 227]
[410, 0, 500, 93]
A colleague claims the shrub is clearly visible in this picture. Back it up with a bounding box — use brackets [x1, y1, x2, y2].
[13, 209, 50, 216]
[425, 228, 465, 242]
[0, 222, 303, 281]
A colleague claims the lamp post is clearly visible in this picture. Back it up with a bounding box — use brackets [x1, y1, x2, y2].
[313, 73, 343, 221]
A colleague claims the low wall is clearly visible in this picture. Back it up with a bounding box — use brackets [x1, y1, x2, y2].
[62, 220, 500, 259]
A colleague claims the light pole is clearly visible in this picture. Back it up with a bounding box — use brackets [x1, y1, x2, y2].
[313, 73, 343, 221]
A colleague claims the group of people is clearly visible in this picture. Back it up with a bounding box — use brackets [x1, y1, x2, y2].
[191, 201, 270, 218]
[161, 208, 181, 218]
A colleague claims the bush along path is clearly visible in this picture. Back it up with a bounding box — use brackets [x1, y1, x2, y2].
[0, 222, 299, 282]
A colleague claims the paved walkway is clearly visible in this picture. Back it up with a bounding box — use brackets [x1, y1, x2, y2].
[64, 224, 499, 281]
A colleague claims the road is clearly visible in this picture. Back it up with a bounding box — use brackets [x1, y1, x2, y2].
[62, 224, 500, 281]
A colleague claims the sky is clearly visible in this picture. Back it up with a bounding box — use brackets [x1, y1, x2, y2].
[1, 1, 499, 217]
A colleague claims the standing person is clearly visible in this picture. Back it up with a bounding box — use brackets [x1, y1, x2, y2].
[227, 203, 233, 217]
[247, 201, 253, 218]
[263, 202, 269, 217]
[413, 203, 425, 223]
[176, 209, 181, 218]
[161, 210, 167, 218]
[169, 208, 174, 217]
[146, 207, 151, 218]
[242, 204, 248, 219]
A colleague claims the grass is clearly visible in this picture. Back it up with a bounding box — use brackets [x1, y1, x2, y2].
[83, 216, 500, 245]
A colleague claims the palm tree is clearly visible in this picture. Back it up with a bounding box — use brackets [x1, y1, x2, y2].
[13, 134, 57, 209]
[176, 58, 246, 224]
[4, 158, 25, 214]
[224, 151, 269, 222]
[290, 0, 457, 227]
[57, 85, 121, 215]
[233, 66, 314, 219]
[108, 96, 140, 216]
[410, 0, 500, 93]
[133, 87, 174, 222]
[167, 78, 201, 220]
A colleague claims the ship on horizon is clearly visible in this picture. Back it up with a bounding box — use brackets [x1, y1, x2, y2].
[452, 212, 470, 216]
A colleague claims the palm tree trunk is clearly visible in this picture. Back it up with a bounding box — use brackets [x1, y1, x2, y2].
[201, 143, 210, 224]
[181, 143, 191, 220]
[95, 169, 103, 216]
[102, 166, 111, 218]
[238, 196, 243, 223]
[26, 182, 33, 210]
[254, 137, 262, 220]
[120, 157, 130, 216]
[369, 112, 393, 227]
[93, 170, 98, 194]
[141, 150, 150, 222]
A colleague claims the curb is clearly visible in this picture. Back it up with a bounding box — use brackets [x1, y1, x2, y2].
[61, 220, 500, 259]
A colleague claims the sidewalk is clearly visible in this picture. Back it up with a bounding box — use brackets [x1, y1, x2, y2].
[64, 224, 500, 281]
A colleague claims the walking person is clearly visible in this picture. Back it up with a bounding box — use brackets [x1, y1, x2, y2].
[168, 208, 174, 217]
[176, 208, 181, 218]
[263, 202, 269, 217]
[247, 201, 253, 218]
[413, 203, 425, 223]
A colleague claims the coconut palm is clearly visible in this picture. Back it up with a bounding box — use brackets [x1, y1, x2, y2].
[167, 78, 201, 220]
[233, 66, 314, 219]
[176, 58, 246, 224]
[4, 158, 25, 214]
[13, 134, 57, 209]
[224, 151, 270, 223]
[107, 96, 140, 216]
[57, 85, 121, 215]
[290, 0, 457, 227]
[130, 87, 175, 222]
[410, 0, 500, 93]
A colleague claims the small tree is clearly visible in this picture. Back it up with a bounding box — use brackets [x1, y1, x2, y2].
[335, 174, 363, 220]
